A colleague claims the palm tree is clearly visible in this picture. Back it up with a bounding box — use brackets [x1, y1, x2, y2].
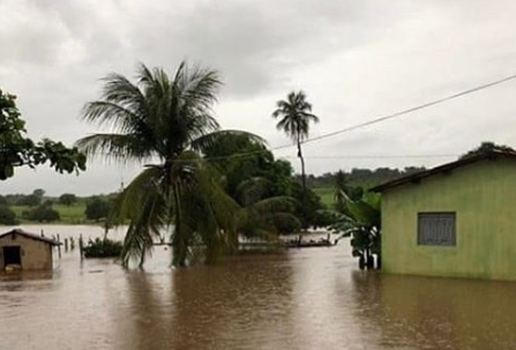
[76, 62, 263, 267]
[272, 91, 319, 194]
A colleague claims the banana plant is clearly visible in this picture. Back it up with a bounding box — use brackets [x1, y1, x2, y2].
[332, 189, 381, 270]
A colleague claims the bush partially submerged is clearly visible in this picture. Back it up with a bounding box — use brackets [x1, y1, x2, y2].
[83, 238, 123, 258]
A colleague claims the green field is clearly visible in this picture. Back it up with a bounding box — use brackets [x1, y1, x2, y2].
[11, 202, 88, 224]
[8, 189, 336, 224]
[312, 186, 335, 208]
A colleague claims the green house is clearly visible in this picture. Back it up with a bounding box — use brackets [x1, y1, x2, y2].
[372, 150, 516, 281]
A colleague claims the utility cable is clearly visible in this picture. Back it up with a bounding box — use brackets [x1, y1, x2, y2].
[212, 72, 516, 159]
[92, 72, 516, 162]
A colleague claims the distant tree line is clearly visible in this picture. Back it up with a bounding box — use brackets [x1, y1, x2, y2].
[308, 141, 515, 192]
[0, 167, 429, 227]
[460, 141, 515, 159]
[305, 166, 427, 191]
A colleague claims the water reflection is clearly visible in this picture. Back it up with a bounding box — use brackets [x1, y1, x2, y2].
[169, 255, 295, 350]
[108, 252, 296, 350]
[1, 225, 516, 349]
[351, 272, 516, 349]
[111, 266, 173, 350]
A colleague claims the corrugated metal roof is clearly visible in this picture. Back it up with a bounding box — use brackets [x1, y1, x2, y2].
[0, 229, 61, 246]
[371, 150, 516, 193]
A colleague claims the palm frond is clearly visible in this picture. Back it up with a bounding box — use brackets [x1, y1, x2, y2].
[190, 130, 266, 155]
[75, 133, 155, 163]
[177, 63, 222, 112]
[234, 177, 272, 206]
[110, 166, 164, 223]
[110, 166, 169, 266]
[200, 164, 241, 253]
[247, 196, 296, 215]
[101, 73, 146, 110]
[272, 90, 319, 142]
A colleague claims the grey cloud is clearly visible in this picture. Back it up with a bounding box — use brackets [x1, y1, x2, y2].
[2, 0, 516, 195]
[0, 10, 65, 65]
[124, 0, 406, 97]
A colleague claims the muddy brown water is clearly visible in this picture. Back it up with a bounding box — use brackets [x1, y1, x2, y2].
[1, 225, 516, 349]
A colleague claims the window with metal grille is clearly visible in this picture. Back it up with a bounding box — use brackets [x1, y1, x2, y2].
[417, 213, 456, 246]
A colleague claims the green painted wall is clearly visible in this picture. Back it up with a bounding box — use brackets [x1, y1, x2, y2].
[382, 158, 516, 280]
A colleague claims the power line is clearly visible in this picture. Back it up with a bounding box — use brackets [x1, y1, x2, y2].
[94, 151, 459, 162]
[299, 73, 516, 147]
[92, 151, 458, 162]
[284, 154, 458, 160]
[92, 72, 516, 163]
[198, 72, 516, 161]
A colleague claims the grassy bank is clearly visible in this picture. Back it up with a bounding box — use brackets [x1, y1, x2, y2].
[11, 202, 88, 224]
[9, 189, 336, 224]
[312, 186, 335, 208]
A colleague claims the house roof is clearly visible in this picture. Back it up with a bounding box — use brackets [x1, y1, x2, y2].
[371, 150, 516, 193]
[0, 229, 61, 246]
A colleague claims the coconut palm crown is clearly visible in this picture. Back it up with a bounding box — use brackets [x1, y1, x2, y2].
[77, 62, 263, 267]
[272, 91, 319, 192]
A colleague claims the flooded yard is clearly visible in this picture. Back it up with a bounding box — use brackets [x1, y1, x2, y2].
[1, 225, 516, 349]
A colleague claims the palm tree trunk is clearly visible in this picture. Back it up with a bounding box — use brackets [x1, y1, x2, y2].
[297, 139, 307, 194]
[172, 186, 187, 267]
[297, 137, 309, 230]
[139, 250, 146, 268]
[103, 222, 109, 241]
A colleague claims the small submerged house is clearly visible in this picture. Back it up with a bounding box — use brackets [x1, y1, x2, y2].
[372, 150, 516, 281]
[0, 229, 60, 271]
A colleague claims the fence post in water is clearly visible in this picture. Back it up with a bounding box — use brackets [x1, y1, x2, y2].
[79, 234, 84, 260]
[57, 234, 62, 259]
[41, 229, 44, 237]
[64, 238, 68, 252]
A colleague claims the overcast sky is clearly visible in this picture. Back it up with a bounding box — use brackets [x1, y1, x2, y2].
[2, 0, 516, 195]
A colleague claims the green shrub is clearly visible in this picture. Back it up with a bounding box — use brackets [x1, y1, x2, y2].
[273, 213, 301, 234]
[85, 197, 111, 221]
[17, 194, 41, 207]
[313, 209, 337, 228]
[59, 193, 77, 206]
[83, 238, 123, 258]
[23, 204, 60, 222]
[0, 205, 17, 225]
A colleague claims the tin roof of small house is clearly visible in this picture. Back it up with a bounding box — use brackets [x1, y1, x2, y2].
[0, 229, 61, 246]
[371, 150, 516, 193]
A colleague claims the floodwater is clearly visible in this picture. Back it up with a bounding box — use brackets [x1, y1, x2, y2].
[1, 226, 516, 349]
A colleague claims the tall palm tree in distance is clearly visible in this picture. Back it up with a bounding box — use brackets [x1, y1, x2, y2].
[272, 91, 319, 194]
[77, 62, 262, 267]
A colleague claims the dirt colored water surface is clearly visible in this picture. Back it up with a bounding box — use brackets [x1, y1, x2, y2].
[1, 225, 516, 350]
